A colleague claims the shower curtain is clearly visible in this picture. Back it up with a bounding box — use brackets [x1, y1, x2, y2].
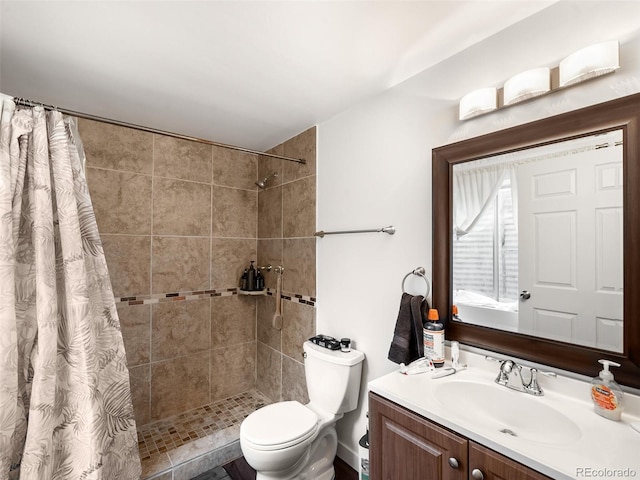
[0, 98, 141, 480]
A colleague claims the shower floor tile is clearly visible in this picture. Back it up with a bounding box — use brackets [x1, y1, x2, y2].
[137, 390, 270, 467]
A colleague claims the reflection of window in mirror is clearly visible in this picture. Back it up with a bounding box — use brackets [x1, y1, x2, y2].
[450, 129, 623, 348]
[453, 177, 518, 316]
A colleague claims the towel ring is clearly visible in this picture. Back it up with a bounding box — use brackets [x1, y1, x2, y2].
[401, 267, 431, 298]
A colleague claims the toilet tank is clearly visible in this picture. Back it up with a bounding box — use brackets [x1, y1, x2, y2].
[303, 341, 365, 414]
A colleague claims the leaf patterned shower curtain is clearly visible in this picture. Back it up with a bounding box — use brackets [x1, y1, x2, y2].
[0, 98, 141, 480]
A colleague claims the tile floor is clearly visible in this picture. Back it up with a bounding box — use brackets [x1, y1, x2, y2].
[137, 390, 270, 479]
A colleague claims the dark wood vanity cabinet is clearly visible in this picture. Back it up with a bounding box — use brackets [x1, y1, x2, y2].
[369, 393, 552, 480]
[369, 392, 467, 480]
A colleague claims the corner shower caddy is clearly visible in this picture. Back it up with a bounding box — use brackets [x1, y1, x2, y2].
[237, 264, 284, 296]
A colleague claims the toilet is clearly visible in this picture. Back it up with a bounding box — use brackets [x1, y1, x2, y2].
[240, 340, 365, 480]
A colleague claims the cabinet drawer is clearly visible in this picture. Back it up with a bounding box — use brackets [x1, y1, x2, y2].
[469, 442, 552, 480]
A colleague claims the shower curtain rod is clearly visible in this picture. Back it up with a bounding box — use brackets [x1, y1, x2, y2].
[11, 97, 307, 165]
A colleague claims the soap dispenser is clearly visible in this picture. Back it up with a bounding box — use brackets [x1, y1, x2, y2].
[247, 261, 256, 291]
[591, 359, 624, 421]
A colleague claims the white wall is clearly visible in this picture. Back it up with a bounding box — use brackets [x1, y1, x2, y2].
[316, 1, 640, 468]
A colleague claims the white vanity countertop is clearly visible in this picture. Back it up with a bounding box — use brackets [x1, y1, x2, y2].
[368, 349, 640, 480]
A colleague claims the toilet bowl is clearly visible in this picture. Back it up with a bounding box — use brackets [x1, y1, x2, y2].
[240, 401, 337, 479]
[240, 340, 365, 480]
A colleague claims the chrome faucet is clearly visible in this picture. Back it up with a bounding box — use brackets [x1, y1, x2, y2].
[488, 357, 556, 396]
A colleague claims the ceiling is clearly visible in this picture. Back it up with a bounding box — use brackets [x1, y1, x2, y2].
[0, 1, 555, 151]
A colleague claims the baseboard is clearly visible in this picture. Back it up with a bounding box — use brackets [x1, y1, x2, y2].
[336, 441, 359, 472]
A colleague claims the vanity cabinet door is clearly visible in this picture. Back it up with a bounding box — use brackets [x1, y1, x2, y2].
[469, 442, 552, 480]
[369, 392, 467, 480]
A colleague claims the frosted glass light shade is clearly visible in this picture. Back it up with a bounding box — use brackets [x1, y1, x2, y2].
[459, 87, 497, 120]
[559, 41, 619, 87]
[503, 67, 550, 106]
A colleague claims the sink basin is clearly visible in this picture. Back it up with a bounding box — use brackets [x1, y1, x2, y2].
[434, 380, 582, 445]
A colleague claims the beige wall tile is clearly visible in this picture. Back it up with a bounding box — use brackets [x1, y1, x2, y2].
[212, 186, 257, 238]
[256, 342, 282, 402]
[153, 178, 211, 236]
[152, 298, 211, 361]
[257, 239, 283, 290]
[151, 351, 210, 420]
[210, 341, 256, 400]
[79, 118, 153, 174]
[154, 135, 212, 183]
[282, 302, 315, 363]
[102, 234, 151, 297]
[257, 295, 281, 351]
[87, 168, 152, 235]
[258, 186, 282, 239]
[152, 236, 210, 293]
[212, 145, 258, 190]
[282, 176, 316, 238]
[283, 238, 316, 297]
[282, 356, 308, 404]
[211, 238, 256, 289]
[211, 295, 256, 349]
[282, 126, 316, 182]
[128, 364, 150, 426]
[117, 303, 151, 366]
[265, 143, 284, 156]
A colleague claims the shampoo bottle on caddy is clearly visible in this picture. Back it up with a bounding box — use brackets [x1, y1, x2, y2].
[423, 308, 445, 367]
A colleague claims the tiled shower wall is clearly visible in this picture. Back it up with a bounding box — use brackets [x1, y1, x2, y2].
[255, 128, 317, 404]
[80, 118, 316, 426]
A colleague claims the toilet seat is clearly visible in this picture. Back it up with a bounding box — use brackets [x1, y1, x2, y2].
[241, 401, 318, 451]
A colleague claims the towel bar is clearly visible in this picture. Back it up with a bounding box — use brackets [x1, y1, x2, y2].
[402, 267, 431, 298]
[314, 225, 395, 238]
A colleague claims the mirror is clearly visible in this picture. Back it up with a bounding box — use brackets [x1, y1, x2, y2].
[432, 93, 640, 388]
[452, 129, 623, 352]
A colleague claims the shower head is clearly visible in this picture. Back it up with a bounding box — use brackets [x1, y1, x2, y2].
[255, 172, 278, 190]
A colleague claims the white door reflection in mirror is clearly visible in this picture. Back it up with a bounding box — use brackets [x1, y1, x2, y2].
[452, 130, 623, 352]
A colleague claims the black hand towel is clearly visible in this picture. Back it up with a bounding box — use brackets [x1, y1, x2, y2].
[388, 293, 427, 365]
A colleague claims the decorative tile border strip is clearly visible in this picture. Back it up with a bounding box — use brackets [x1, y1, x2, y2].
[265, 287, 316, 306]
[116, 287, 316, 307]
[115, 288, 236, 306]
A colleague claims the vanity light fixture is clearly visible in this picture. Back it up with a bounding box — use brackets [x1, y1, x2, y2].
[559, 41, 620, 87]
[458, 40, 620, 121]
[459, 87, 497, 121]
[503, 67, 550, 106]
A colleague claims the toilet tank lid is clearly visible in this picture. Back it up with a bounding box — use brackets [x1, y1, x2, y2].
[303, 341, 365, 366]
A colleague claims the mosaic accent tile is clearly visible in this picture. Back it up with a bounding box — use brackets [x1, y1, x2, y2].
[115, 288, 315, 307]
[137, 390, 269, 462]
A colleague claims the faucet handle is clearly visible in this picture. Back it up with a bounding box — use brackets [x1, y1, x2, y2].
[526, 368, 557, 396]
